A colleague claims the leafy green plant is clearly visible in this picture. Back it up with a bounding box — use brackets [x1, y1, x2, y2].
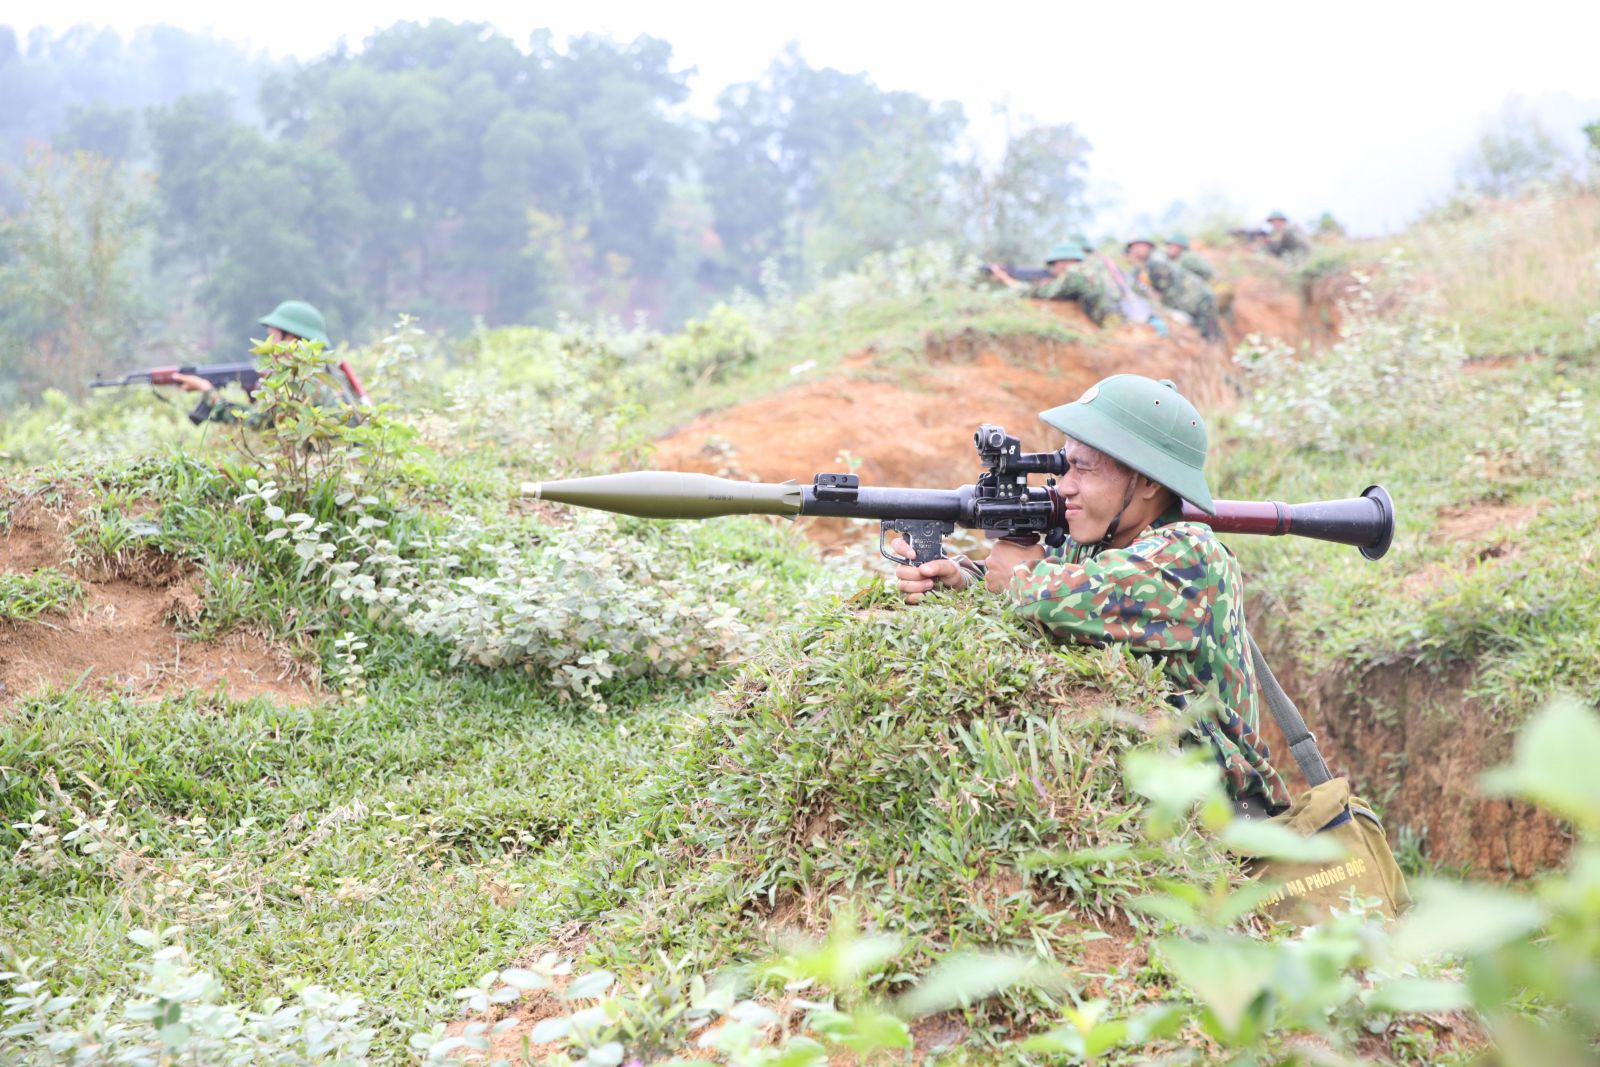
[1, 930, 375, 1065]
[229, 338, 418, 509]
[1232, 254, 1466, 456]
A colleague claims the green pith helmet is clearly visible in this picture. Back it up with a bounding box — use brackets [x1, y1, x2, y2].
[258, 300, 329, 346]
[1044, 242, 1086, 263]
[1167, 233, 1190, 249]
[1070, 232, 1093, 250]
[1266, 209, 1288, 222]
[1124, 236, 1155, 252]
[1038, 374, 1216, 514]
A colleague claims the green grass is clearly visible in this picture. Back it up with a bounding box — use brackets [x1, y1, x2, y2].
[2, 211, 1597, 1064]
[0, 567, 82, 622]
[0, 667, 713, 1056]
[563, 589, 1228, 1039]
[1213, 275, 1600, 718]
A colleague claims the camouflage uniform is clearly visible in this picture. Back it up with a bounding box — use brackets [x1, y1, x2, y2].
[1001, 508, 1291, 811]
[189, 373, 349, 429]
[1175, 250, 1215, 282]
[1264, 225, 1311, 260]
[1027, 264, 1118, 327]
[1145, 254, 1222, 342]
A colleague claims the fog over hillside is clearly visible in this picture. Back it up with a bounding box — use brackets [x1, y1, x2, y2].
[15, 0, 1600, 234]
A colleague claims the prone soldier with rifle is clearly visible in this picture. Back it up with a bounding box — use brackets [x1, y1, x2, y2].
[91, 300, 369, 425]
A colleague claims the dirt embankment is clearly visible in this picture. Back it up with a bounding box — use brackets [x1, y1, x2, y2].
[0, 491, 317, 710]
[654, 265, 1324, 492]
[655, 310, 1235, 500]
[1255, 501, 1571, 879]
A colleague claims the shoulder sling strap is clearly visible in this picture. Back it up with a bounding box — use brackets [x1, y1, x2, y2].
[1245, 630, 1334, 787]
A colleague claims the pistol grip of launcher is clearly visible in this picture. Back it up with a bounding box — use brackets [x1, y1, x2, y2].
[880, 519, 956, 567]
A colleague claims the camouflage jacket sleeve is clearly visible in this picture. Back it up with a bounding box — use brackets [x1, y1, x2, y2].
[1144, 256, 1181, 298]
[1002, 524, 1212, 651]
[1180, 252, 1216, 280]
[1002, 522, 1291, 810]
[1025, 272, 1071, 300]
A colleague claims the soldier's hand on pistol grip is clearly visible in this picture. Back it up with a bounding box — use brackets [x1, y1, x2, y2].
[890, 536, 968, 604]
[983, 537, 1045, 594]
[171, 373, 214, 392]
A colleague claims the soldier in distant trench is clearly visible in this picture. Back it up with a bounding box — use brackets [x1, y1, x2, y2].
[891, 374, 1291, 818]
[169, 300, 351, 427]
[1262, 210, 1312, 261]
[1126, 238, 1222, 343]
[988, 243, 1119, 327]
[1164, 235, 1215, 282]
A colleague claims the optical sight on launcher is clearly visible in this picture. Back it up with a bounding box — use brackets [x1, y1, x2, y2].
[522, 424, 1395, 567]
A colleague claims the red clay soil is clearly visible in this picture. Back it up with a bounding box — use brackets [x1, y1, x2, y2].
[0, 492, 317, 710]
[653, 309, 1239, 552]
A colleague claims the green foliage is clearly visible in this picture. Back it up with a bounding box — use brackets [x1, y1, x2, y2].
[1400, 189, 1600, 358]
[980, 116, 1094, 263]
[0, 148, 152, 405]
[1, 931, 376, 1065]
[1217, 239, 1600, 713]
[0, 568, 82, 622]
[223, 337, 415, 507]
[145, 92, 364, 344]
[1, 22, 1098, 359]
[1231, 255, 1465, 455]
[0, 24, 269, 179]
[565, 591, 1229, 1006]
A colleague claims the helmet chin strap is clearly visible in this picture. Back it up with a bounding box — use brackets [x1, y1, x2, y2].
[1077, 475, 1140, 561]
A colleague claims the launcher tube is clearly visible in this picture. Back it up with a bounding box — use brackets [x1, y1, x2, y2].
[800, 485, 967, 521]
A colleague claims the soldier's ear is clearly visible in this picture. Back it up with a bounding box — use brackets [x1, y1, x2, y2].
[1132, 475, 1167, 502]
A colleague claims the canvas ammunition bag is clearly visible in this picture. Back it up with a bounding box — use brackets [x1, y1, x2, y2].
[1244, 634, 1413, 924]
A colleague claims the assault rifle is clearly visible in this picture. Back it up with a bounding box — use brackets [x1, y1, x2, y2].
[980, 263, 1052, 283]
[89, 359, 373, 408]
[90, 361, 261, 393]
[522, 424, 1395, 565]
[1230, 227, 1272, 247]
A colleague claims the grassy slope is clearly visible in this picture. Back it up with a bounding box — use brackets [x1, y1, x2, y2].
[0, 263, 1110, 1061]
[4, 200, 1595, 1060]
[1217, 193, 1600, 717]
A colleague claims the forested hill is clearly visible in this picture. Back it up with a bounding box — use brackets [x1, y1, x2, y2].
[0, 21, 1088, 398]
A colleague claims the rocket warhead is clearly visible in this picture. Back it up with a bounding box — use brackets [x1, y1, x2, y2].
[519, 470, 803, 520]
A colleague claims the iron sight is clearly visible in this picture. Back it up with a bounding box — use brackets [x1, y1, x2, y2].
[521, 424, 1396, 567]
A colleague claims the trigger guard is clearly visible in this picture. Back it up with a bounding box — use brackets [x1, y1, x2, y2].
[879, 526, 914, 567]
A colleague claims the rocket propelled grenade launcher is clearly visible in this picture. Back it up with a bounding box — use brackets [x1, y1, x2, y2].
[521, 424, 1396, 566]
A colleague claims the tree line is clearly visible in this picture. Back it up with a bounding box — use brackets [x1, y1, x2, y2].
[0, 21, 1090, 404]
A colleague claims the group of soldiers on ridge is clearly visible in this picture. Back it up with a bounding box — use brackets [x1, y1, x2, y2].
[986, 210, 1313, 344]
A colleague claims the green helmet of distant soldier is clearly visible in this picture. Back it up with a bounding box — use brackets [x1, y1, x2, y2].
[1044, 243, 1087, 264]
[259, 300, 329, 346]
[1037, 374, 1216, 515]
[1167, 233, 1190, 249]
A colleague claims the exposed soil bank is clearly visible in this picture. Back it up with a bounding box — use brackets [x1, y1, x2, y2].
[1, 490, 318, 709]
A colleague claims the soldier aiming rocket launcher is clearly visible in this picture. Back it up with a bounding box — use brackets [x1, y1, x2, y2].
[521, 424, 1396, 566]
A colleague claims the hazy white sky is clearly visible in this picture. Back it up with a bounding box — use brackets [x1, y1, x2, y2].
[20, 0, 1600, 234]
